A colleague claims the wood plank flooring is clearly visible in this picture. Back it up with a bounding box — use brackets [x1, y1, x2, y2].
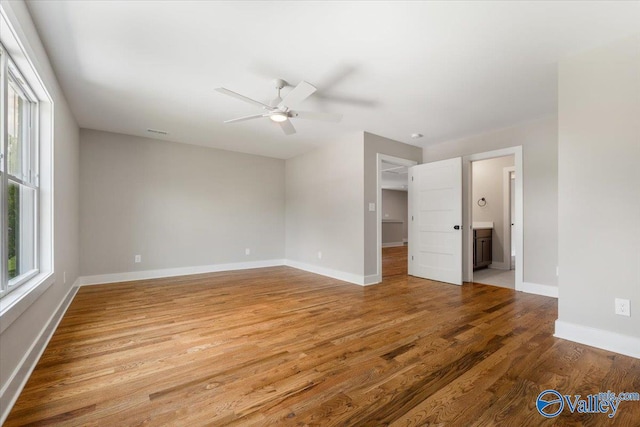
[6, 266, 640, 426]
[382, 246, 407, 278]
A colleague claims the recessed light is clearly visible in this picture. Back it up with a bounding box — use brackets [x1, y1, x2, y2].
[147, 128, 168, 135]
[411, 133, 423, 139]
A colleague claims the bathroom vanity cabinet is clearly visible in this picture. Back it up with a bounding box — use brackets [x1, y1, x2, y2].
[473, 228, 492, 270]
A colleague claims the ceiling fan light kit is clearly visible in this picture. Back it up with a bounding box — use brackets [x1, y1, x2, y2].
[269, 112, 288, 122]
[215, 78, 342, 135]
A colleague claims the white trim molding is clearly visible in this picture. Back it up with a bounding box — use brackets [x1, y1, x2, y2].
[503, 166, 516, 272]
[0, 272, 54, 334]
[0, 281, 79, 425]
[363, 274, 380, 286]
[520, 281, 559, 298]
[80, 259, 286, 286]
[80, 260, 383, 289]
[382, 242, 404, 248]
[0, 3, 56, 336]
[555, 320, 640, 359]
[284, 260, 375, 286]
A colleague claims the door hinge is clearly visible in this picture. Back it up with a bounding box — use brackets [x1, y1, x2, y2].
[411, 215, 414, 221]
[411, 176, 414, 181]
[411, 256, 414, 261]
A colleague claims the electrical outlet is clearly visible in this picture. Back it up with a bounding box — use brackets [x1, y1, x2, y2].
[317, 251, 322, 259]
[245, 248, 251, 255]
[615, 298, 630, 317]
[134, 255, 141, 263]
[368, 203, 376, 212]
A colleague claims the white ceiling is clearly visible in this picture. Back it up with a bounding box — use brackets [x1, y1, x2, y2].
[26, 1, 640, 159]
[381, 160, 409, 190]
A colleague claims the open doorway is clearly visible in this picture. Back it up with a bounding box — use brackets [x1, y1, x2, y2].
[376, 154, 417, 280]
[462, 147, 523, 291]
[470, 156, 515, 288]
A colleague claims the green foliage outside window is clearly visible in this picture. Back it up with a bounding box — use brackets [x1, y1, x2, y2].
[8, 181, 19, 279]
[7, 131, 20, 279]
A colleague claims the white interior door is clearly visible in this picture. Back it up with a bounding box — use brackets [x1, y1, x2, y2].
[409, 157, 462, 285]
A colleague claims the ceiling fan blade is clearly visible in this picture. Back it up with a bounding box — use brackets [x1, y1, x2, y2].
[293, 111, 342, 122]
[215, 87, 272, 109]
[314, 92, 378, 108]
[278, 81, 316, 109]
[278, 119, 296, 135]
[223, 113, 266, 124]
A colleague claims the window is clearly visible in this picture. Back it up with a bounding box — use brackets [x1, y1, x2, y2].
[1, 44, 39, 298]
[0, 9, 53, 330]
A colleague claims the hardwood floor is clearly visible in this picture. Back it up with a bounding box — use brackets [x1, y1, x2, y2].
[6, 266, 640, 426]
[382, 245, 407, 278]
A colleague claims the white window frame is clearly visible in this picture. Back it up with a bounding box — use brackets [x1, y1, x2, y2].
[0, 6, 55, 334]
[2, 55, 40, 295]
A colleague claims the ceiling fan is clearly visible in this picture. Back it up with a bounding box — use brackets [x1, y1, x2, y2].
[215, 79, 342, 135]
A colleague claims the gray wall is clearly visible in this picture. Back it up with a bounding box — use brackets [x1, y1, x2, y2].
[381, 189, 408, 244]
[80, 129, 285, 276]
[364, 132, 422, 277]
[285, 133, 364, 277]
[558, 35, 640, 338]
[472, 156, 514, 264]
[423, 117, 558, 287]
[0, 0, 80, 407]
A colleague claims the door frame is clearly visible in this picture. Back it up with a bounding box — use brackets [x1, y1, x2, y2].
[463, 146, 523, 291]
[376, 153, 418, 282]
[503, 166, 516, 270]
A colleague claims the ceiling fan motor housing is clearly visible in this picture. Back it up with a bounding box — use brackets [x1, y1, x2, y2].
[273, 78, 287, 90]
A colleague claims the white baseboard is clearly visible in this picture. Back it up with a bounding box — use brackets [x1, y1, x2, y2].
[554, 320, 640, 359]
[0, 281, 79, 425]
[79, 259, 286, 286]
[284, 260, 370, 286]
[80, 259, 381, 288]
[382, 242, 404, 248]
[520, 281, 559, 298]
[363, 274, 381, 286]
[488, 262, 509, 270]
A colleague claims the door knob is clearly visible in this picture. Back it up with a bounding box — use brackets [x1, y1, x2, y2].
[453, 225, 461, 230]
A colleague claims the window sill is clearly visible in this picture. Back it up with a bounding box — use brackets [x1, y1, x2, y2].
[0, 271, 54, 334]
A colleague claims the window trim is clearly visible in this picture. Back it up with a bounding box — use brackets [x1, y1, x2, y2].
[0, 6, 55, 334]
[1, 46, 40, 299]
